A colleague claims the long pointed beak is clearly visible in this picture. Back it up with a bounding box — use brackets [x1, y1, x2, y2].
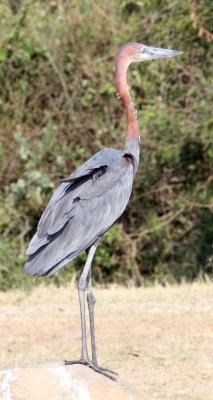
[142, 45, 183, 59]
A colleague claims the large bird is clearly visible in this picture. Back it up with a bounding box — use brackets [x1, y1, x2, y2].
[25, 42, 182, 380]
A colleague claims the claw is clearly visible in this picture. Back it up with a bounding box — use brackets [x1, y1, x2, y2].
[63, 359, 117, 381]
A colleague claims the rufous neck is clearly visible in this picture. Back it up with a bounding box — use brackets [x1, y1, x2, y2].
[115, 55, 139, 143]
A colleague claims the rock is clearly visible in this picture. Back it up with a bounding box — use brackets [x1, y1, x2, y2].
[0, 362, 140, 400]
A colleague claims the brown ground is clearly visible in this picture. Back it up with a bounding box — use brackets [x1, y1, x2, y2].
[0, 282, 213, 399]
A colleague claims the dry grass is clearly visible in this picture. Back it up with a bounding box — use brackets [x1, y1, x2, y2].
[0, 281, 213, 399]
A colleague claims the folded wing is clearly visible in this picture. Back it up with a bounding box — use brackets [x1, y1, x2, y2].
[25, 148, 134, 278]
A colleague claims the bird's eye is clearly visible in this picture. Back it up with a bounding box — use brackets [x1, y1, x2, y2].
[140, 47, 146, 53]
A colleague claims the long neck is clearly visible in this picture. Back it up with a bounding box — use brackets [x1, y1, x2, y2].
[115, 56, 140, 151]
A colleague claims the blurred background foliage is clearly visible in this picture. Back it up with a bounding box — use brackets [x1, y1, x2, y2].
[0, 0, 212, 290]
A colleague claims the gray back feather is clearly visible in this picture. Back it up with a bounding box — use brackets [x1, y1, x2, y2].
[25, 148, 135, 277]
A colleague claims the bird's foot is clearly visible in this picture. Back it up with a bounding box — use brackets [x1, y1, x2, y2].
[64, 358, 118, 381]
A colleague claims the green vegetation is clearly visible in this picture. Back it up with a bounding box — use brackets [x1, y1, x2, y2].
[0, 0, 212, 290]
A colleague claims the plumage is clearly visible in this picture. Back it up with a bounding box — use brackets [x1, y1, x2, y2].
[25, 148, 135, 277]
[24, 42, 182, 380]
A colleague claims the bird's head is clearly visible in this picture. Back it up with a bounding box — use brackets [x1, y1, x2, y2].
[116, 42, 183, 65]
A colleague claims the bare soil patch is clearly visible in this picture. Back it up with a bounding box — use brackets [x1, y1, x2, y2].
[0, 282, 213, 399]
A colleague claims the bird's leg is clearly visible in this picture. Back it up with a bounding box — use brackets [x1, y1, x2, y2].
[64, 244, 117, 380]
[87, 267, 97, 365]
[65, 245, 96, 365]
[87, 268, 118, 376]
[78, 269, 89, 361]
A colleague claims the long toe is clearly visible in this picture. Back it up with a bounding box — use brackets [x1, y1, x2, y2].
[64, 359, 90, 366]
[63, 359, 117, 381]
[89, 362, 117, 381]
[97, 365, 118, 375]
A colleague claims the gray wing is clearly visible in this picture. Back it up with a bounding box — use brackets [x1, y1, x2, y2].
[25, 148, 134, 278]
[37, 148, 122, 214]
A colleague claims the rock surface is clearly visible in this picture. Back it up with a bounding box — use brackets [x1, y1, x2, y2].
[0, 362, 140, 400]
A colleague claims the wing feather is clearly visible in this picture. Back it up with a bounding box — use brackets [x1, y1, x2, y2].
[25, 149, 134, 277]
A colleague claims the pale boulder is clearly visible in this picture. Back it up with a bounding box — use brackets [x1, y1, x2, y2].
[0, 362, 140, 400]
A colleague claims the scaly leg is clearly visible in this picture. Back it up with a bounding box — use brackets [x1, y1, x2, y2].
[64, 244, 117, 380]
[87, 267, 97, 364]
[87, 268, 118, 376]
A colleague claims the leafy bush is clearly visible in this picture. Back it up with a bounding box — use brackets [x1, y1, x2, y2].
[0, 0, 212, 290]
